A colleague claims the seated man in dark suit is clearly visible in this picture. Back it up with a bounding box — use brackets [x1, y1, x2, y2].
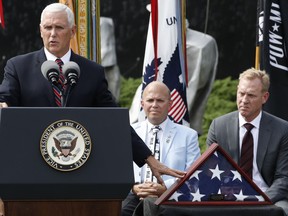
[207, 68, 288, 215]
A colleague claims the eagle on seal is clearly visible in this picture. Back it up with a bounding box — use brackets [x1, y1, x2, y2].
[53, 130, 78, 157]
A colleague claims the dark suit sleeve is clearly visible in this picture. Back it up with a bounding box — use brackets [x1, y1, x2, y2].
[131, 126, 152, 167]
[0, 58, 21, 105]
[206, 119, 218, 147]
[264, 119, 288, 203]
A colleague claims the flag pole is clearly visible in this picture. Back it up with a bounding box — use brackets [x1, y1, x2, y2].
[255, 46, 260, 70]
[255, 0, 262, 70]
[181, 0, 188, 87]
[151, 0, 159, 80]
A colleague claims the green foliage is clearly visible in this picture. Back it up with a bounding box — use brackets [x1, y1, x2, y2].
[119, 77, 142, 108]
[198, 77, 238, 152]
[119, 76, 238, 153]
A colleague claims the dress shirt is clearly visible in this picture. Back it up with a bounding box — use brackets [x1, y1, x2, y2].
[44, 47, 71, 64]
[140, 118, 169, 183]
[239, 111, 268, 192]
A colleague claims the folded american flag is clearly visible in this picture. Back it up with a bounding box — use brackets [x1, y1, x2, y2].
[155, 143, 271, 205]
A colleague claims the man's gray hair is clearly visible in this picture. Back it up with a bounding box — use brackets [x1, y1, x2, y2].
[40, 3, 75, 28]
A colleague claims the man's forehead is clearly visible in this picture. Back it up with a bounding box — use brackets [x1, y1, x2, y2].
[42, 12, 68, 24]
[144, 93, 168, 100]
[237, 83, 263, 95]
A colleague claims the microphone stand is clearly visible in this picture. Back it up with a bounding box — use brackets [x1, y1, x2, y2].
[63, 84, 74, 107]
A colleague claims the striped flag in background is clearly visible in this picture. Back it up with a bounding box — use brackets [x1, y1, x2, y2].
[0, 0, 5, 29]
[59, 0, 101, 63]
[140, 0, 189, 125]
[59, 0, 79, 54]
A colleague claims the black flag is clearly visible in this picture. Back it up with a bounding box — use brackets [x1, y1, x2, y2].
[256, 0, 288, 121]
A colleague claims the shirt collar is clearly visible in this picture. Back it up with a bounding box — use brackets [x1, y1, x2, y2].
[146, 117, 169, 132]
[239, 111, 262, 129]
[44, 48, 71, 64]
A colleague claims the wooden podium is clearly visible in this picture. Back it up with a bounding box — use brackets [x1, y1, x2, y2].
[4, 200, 121, 216]
[0, 107, 134, 216]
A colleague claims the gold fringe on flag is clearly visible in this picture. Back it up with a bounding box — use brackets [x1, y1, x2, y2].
[76, 0, 90, 59]
[58, 0, 101, 63]
[59, 0, 79, 54]
[91, 0, 101, 63]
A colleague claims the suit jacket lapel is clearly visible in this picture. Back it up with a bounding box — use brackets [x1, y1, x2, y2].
[228, 112, 240, 163]
[63, 51, 78, 105]
[161, 120, 176, 163]
[257, 112, 271, 169]
[135, 121, 148, 143]
[37, 49, 55, 105]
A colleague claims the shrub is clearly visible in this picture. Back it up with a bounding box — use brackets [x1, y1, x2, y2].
[199, 77, 238, 152]
[119, 77, 142, 108]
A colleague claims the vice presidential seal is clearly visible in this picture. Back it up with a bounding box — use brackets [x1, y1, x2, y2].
[40, 120, 92, 171]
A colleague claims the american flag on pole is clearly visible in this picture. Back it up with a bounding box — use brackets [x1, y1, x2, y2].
[0, 0, 5, 29]
[139, 0, 189, 125]
[155, 144, 271, 205]
[255, 0, 288, 121]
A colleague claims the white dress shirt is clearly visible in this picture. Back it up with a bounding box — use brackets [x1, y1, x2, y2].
[239, 111, 268, 192]
[44, 47, 71, 64]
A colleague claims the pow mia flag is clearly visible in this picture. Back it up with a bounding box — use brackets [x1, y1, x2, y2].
[256, 0, 288, 121]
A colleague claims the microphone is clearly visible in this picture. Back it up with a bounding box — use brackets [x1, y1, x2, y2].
[62, 61, 81, 87]
[41, 60, 60, 85]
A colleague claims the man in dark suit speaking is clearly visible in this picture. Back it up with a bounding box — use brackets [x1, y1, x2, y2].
[207, 68, 288, 215]
[0, 3, 184, 183]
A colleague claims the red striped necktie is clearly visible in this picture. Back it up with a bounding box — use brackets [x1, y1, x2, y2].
[239, 123, 254, 179]
[53, 58, 65, 107]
